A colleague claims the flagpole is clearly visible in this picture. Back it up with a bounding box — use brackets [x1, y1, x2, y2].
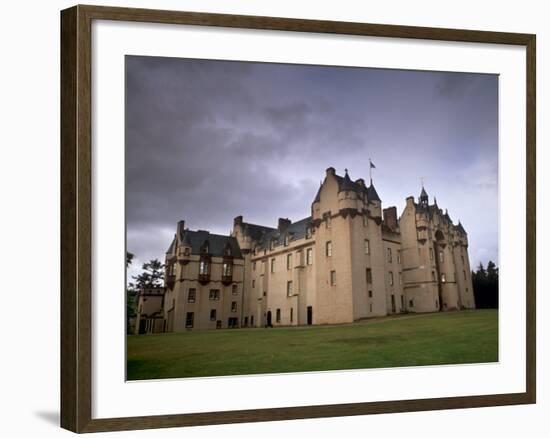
[369, 158, 372, 185]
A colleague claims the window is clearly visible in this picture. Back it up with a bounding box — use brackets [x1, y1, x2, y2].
[364, 239, 370, 255]
[253, 261, 256, 271]
[463, 270, 467, 280]
[399, 272, 403, 285]
[252, 279, 255, 288]
[290, 308, 294, 323]
[216, 320, 222, 329]
[429, 248, 434, 260]
[284, 235, 289, 246]
[210, 309, 216, 321]
[441, 273, 447, 283]
[461, 255, 465, 264]
[297, 250, 304, 266]
[231, 301, 237, 312]
[271, 258, 275, 273]
[397, 250, 401, 264]
[232, 284, 238, 295]
[330, 270, 336, 286]
[287, 280, 293, 296]
[306, 227, 312, 239]
[307, 248, 313, 265]
[209, 289, 220, 300]
[187, 288, 196, 303]
[409, 299, 414, 308]
[325, 212, 332, 228]
[199, 259, 209, 275]
[366, 268, 372, 284]
[244, 316, 248, 327]
[276, 309, 281, 323]
[287, 253, 292, 270]
[270, 240, 275, 250]
[431, 271, 436, 282]
[389, 271, 394, 286]
[222, 261, 233, 277]
[363, 214, 368, 227]
[185, 312, 194, 328]
[326, 241, 332, 257]
[251, 315, 254, 326]
[387, 248, 392, 263]
[172, 263, 178, 275]
[368, 290, 373, 298]
[439, 251, 444, 263]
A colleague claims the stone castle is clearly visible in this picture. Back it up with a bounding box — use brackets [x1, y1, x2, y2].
[135, 167, 475, 334]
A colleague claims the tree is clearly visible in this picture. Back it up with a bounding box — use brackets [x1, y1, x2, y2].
[472, 260, 498, 309]
[132, 259, 165, 288]
[126, 252, 138, 334]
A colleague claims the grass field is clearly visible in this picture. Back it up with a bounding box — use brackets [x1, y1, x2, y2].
[127, 309, 498, 380]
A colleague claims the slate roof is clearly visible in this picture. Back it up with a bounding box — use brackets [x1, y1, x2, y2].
[174, 229, 243, 258]
[454, 222, 467, 235]
[241, 222, 276, 242]
[366, 182, 381, 202]
[257, 216, 312, 250]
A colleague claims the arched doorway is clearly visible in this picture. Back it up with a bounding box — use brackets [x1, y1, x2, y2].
[266, 310, 272, 327]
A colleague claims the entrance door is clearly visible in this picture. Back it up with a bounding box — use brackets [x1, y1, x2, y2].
[266, 311, 272, 327]
[307, 306, 313, 325]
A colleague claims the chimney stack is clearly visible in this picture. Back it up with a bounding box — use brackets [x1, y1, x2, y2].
[278, 218, 291, 233]
[234, 215, 243, 227]
[325, 167, 336, 176]
[176, 220, 185, 236]
[383, 207, 398, 231]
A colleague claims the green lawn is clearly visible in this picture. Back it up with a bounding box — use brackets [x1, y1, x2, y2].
[127, 309, 498, 380]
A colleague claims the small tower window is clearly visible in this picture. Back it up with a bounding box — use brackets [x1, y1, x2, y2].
[326, 241, 333, 257]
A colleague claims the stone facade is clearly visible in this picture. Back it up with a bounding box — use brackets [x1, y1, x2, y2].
[156, 167, 474, 333]
[134, 287, 166, 334]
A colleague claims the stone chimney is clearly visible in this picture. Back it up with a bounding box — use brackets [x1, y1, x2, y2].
[325, 167, 336, 176]
[176, 220, 185, 236]
[278, 218, 291, 233]
[383, 207, 398, 231]
[234, 215, 243, 227]
[355, 178, 365, 187]
[406, 196, 415, 207]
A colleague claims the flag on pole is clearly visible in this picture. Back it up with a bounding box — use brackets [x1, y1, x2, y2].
[370, 160, 376, 169]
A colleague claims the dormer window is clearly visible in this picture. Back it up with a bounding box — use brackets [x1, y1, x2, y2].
[224, 243, 232, 256]
[305, 227, 312, 239]
[200, 240, 210, 254]
[284, 234, 289, 246]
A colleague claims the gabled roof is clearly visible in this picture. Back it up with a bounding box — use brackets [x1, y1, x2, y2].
[179, 230, 243, 258]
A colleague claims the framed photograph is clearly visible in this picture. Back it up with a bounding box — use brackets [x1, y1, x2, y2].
[60, 4, 536, 433]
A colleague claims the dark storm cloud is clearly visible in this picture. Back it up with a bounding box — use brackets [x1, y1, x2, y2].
[126, 56, 498, 277]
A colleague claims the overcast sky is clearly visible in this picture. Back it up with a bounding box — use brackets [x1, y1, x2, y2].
[126, 55, 498, 280]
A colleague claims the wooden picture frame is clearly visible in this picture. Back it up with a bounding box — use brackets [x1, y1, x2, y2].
[60, 4, 536, 433]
